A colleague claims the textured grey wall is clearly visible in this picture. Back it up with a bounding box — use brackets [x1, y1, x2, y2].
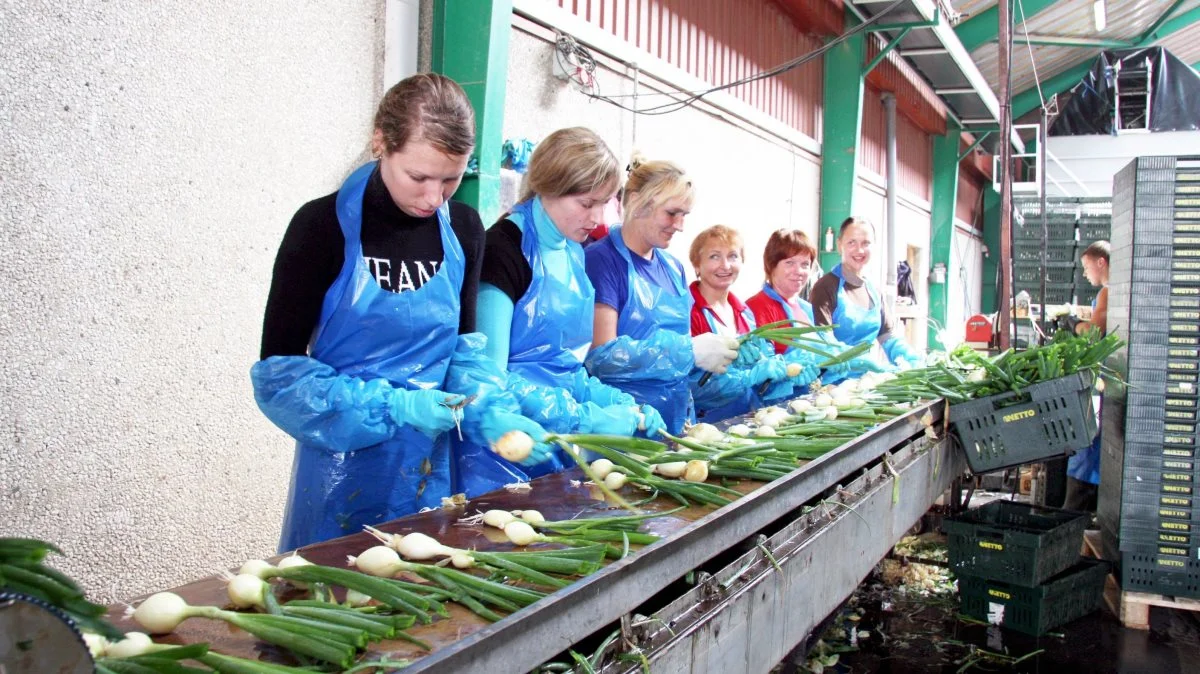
[1, 1, 386, 602]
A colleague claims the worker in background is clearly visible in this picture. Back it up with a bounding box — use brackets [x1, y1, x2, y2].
[810, 217, 924, 369]
[251, 74, 542, 551]
[1066, 240, 1110, 512]
[452, 128, 666, 495]
[747, 228, 889, 382]
[585, 155, 739, 433]
[687, 225, 820, 420]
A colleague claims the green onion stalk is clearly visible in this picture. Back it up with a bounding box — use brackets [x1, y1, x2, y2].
[0, 537, 126, 640]
[97, 641, 320, 674]
[128, 592, 373, 669]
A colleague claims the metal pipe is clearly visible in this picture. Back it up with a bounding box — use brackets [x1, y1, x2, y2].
[997, 0, 1014, 349]
[883, 92, 898, 309]
[1039, 108, 1049, 340]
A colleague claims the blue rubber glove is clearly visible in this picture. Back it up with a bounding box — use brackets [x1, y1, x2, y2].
[788, 362, 821, 390]
[479, 407, 554, 467]
[822, 361, 851, 382]
[747, 356, 789, 386]
[846, 356, 892, 374]
[882, 337, 924, 368]
[389, 388, 466, 439]
[732, 337, 768, 369]
[578, 403, 640, 436]
[639, 404, 667, 439]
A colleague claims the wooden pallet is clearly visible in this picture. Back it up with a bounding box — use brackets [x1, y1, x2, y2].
[1082, 530, 1200, 630]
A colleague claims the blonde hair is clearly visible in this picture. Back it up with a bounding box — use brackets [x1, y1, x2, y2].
[519, 127, 620, 202]
[373, 73, 475, 157]
[689, 225, 744, 268]
[622, 153, 695, 219]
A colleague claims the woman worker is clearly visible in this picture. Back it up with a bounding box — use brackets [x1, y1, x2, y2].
[251, 74, 538, 551]
[585, 156, 739, 433]
[747, 228, 887, 382]
[809, 217, 923, 368]
[451, 128, 666, 495]
[687, 225, 820, 420]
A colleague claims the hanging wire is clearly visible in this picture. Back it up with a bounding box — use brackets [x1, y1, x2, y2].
[557, 0, 908, 116]
[1017, 0, 1058, 116]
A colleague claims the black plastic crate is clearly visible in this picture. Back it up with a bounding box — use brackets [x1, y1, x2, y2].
[1121, 551, 1200, 598]
[1174, 259, 1200, 274]
[944, 501, 1090, 587]
[958, 558, 1108, 636]
[950, 372, 1097, 473]
[1016, 219, 1077, 242]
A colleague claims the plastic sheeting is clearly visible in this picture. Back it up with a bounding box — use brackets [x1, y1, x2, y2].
[1051, 47, 1200, 136]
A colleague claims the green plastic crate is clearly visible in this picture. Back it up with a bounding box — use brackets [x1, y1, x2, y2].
[958, 558, 1109, 635]
[949, 371, 1098, 474]
[944, 500, 1090, 587]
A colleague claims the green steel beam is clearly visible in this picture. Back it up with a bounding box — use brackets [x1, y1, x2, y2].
[864, 27, 912, 74]
[1013, 5, 1200, 119]
[928, 127, 962, 348]
[431, 0, 512, 224]
[1018, 36, 1133, 49]
[980, 187, 1001, 314]
[954, 0, 1058, 52]
[959, 132, 992, 161]
[819, 10, 867, 273]
[1138, 0, 1188, 44]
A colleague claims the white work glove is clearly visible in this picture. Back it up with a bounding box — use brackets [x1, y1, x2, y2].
[692, 333, 739, 375]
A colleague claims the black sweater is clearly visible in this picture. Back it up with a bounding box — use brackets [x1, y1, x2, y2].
[259, 167, 485, 360]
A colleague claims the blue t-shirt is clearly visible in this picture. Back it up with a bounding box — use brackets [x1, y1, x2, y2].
[585, 234, 682, 312]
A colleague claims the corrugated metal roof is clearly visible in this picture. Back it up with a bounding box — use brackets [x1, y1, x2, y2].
[949, 0, 1200, 106]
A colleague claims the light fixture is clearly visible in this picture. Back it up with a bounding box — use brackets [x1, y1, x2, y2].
[1093, 0, 1107, 32]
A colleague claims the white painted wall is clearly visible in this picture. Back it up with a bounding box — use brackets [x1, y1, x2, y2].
[1045, 130, 1200, 197]
[505, 17, 821, 302]
[2, 1, 398, 603]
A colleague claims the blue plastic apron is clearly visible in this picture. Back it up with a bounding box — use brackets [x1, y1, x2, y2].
[278, 162, 463, 551]
[607, 225, 695, 432]
[1068, 296, 1103, 485]
[695, 302, 759, 422]
[829, 264, 884, 347]
[760, 282, 816, 325]
[453, 198, 591, 495]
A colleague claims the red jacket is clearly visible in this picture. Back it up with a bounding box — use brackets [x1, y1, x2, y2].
[689, 282, 752, 337]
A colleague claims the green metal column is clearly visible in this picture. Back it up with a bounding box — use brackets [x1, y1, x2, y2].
[980, 187, 1001, 314]
[819, 11, 866, 272]
[431, 0, 512, 224]
[928, 128, 961, 348]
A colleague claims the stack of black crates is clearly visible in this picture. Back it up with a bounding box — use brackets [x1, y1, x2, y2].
[1013, 199, 1111, 308]
[946, 501, 1107, 635]
[1100, 155, 1200, 598]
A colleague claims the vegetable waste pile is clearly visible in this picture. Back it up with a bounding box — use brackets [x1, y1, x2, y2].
[2, 332, 1117, 672]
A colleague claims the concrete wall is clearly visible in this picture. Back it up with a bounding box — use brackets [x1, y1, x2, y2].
[504, 18, 823, 302]
[1, 1, 389, 602]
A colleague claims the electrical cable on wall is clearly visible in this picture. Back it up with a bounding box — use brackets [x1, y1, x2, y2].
[552, 0, 908, 117]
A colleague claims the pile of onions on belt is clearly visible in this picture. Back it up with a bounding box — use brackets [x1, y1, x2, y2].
[347, 546, 546, 622]
[359, 527, 603, 583]
[128, 592, 369, 669]
[235, 554, 445, 624]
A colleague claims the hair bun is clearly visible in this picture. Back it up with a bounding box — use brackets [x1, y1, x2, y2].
[626, 150, 648, 173]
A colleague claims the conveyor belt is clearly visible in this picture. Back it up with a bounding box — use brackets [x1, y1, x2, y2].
[106, 401, 956, 671]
